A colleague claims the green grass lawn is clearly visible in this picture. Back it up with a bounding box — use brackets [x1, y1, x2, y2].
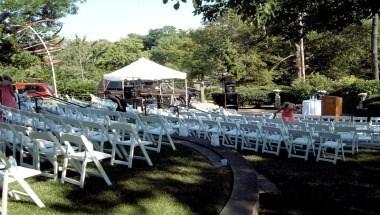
[7, 145, 232, 215]
[243, 149, 380, 215]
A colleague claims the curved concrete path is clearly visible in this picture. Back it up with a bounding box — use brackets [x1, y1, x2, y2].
[174, 136, 277, 215]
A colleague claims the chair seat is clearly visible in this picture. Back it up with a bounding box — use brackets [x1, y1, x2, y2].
[321, 141, 346, 148]
[357, 135, 372, 142]
[69, 151, 111, 161]
[266, 134, 283, 142]
[225, 129, 239, 136]
[147, 127, 164, 135]
[115, 140, 152, 146]
[292, 137, 310, 145]
[243, 132, 259, 139]
[207, 127, 219, 133]
[87, 132, 108, 142]
[0, 166, 41, 183]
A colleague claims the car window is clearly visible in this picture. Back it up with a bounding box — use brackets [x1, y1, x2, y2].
[106, 81, 122, 90]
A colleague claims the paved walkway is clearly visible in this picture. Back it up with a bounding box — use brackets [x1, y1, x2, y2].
[174, 136, 278, 215]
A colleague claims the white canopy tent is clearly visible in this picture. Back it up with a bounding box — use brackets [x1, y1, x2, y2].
[103, 57, 188, 105]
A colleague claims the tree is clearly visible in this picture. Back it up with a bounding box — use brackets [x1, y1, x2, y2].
[0, 0, 85, 64]
[168, 0, 379, 79]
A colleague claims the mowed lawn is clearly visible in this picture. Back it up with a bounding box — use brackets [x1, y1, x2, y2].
[7, 145, 232, 215]
[244, 149, 380, 215]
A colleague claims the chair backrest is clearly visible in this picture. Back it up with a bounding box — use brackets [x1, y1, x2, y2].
[60, 133, 94, 153]
[109, 122, 139, 142]
[219, 121, 238, 131]
[288, 129, 312, 139]
[309, 123, 331, 133]
[261, 126, 283, 135]
[321, 116, 336, 122]
[353, 116, 368, 123]
[336, 116, 352, 122]
[370, 117, 380, 123]
[287, 122, 307, 131]
[0, 152, 11, 169]
[29, 131, 65, 152]
[239, 123, 261, 134]
[201, 119, 220, 128]
[334, 126, 355, 133]
[319, 132, 341, 142]
[304, 115, 321, 121]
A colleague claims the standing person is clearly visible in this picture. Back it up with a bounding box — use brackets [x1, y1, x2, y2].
[274, 102, 298, 123]
[0, 75, 18, 109]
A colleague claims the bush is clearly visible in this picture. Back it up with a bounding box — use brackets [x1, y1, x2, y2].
[237, 85, 275, 107]
[281, 74, 333, 104]
[58, 79, 97, 101]
[330, 80, 380, 114]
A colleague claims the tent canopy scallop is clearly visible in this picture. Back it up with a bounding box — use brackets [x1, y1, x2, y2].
[103, 58, 187, 81]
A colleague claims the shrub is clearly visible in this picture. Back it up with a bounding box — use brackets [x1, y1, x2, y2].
[330, 80, 380, 114]
[58, 79, 97, 101]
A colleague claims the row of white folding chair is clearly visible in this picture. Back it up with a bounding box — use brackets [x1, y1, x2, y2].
[259, 126, 345, 164]
[0, 121, 113, 188]
[0, 152, 45, 214]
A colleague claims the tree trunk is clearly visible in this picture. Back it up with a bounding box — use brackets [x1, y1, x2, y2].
[371, 12, 379, 80]
[300, 37, 306, 81]
[295, 43, 302, 79]
[200, 81, 205, 103]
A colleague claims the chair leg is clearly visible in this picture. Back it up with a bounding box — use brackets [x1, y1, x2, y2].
[79, 161, 88, 189]
[2, 171, 9, 215]
[93, 159, 112, 186]
[61, 157, 69, 184]
[139, 143, 153, 166]
[316, 145, 322, 162]
[128, 145, 135, 168]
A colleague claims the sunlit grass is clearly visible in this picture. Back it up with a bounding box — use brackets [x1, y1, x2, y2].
[7, 145, 232, 215]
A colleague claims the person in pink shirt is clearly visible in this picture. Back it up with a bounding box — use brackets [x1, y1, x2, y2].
[274, 102, 298, 123]
[0, 75, 18, 109]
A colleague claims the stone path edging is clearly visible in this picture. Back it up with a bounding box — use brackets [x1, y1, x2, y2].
[173, 136, 260, 215]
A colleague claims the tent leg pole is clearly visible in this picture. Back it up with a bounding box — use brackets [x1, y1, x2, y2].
[185, 79, 188, 107]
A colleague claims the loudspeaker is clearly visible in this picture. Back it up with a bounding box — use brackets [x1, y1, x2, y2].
[124, 86, 135, 99]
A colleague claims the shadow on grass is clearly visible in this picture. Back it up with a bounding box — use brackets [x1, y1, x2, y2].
[8, 145, 232, 215]
[242, 149, 380, 215]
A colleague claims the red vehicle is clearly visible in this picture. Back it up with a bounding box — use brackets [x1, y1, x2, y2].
[14, 82, 54, 97]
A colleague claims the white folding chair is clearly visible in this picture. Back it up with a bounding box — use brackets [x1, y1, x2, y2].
[240, 124, 262, 152]
[287, 129, 315, 160]
[201, 119, 222, 142]
[181, 118, 203, 138]
[317, 132, 345, 164]
[334, 126, 358, 154]
[60, 133, 112, 188]
[140, 116, 176, 152]
[0, 153, 45, 215]
[109, 122, 153, 168]
[220, 121, 240, 149]
[81, 121, 110, 152]
[261, 126, 288, 156]
[29, 131, 66, 180]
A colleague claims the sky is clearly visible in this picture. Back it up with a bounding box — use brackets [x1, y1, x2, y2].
[59, 0, 204, 41]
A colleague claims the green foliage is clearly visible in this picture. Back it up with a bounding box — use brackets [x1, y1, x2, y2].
[237, 85, 276, 106]
[282, 74, 334, 104]
[58, 79, 97, 100]
[330, 79, 380, 114]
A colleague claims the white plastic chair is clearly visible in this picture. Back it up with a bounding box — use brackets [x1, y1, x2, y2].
[261, 126, 288, 156]
[60, 133, 112, 188]
[316, 132, 345, 164]
[29, 131, 66, 180]
[0, 153, 45, 215]
[240, 124, 262, 152]
[140, 116, 176, 152]
[220, 121, 240, 149]
[334, 126, 358, 154]
[287, 129, 315, 160]
[109, 122, 153, 168]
